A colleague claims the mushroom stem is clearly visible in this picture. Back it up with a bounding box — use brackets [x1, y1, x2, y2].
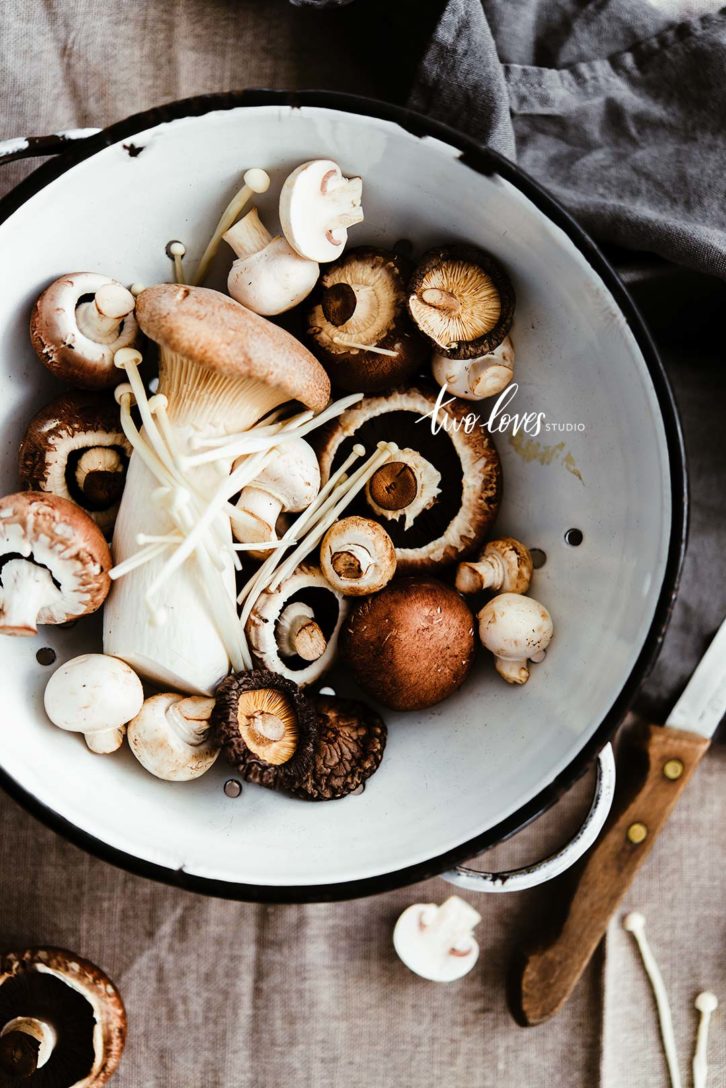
[166, 241, 187, 285]
[331, 544, 372, 580]
[76, 283, 136, 344]
[193, 167, 271, 285]
[74, 446, 126, 508]
[420, 287, 461, 314]
[693, 992, 718, 1088]
[0, 1017, 57, 1075]
[277, 602, 327, 662]
[244, 710, 286, 743]
[223, 208, 272, 259]
[166, 695, 216, 746]
[0, 559, 57, 636]
[330, 336, 399, 358]
[623, 912, 682, 1088]
[85, 727, 126, 754]
[367, 462, 418, 511]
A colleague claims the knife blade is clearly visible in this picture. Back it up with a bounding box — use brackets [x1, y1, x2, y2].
[514, 618, 726, 1027]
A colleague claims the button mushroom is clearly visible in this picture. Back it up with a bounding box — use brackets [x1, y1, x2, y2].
[279, 159, 364, 263]
[320, 516, 396, 596]
[232, 437, 321, 550]
[43, 653, 144, 754]
[223, 208, 319, 315]
[456, 537, 533, 595]
[212, 669, 318, 793]
[408, 245, 515, 358]
[127, 693, 218, 781]
[18, 390, 132, 535]
[0, 946, 126, 1086]
[393, 897, 481, 982]
[246, 566, 348, 687]
[103, 285, 330, 694]
[0, 492, 111, 637]
[30, 273, 138, 388]
[294, 694, 387, 801]
[432, 335, 515, 400]
[306, 247, 428, 392]
[477, 592, 554, 684]
[317, 387, 501, 572]
[342, 577, 476, 710]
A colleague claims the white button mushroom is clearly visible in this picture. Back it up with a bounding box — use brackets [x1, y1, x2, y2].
[44, 653, 144, 754]
[320, 516, 396, 596]
[223, 208, 319, 316]
[432, 336, 515, 401]
[127, 693, 218, 781]
[393, 896, 482, 982]
[456, 537, 533, 596]
[232, 438, 321, 550]
[477, 592, 553, 684]
[279, 159, 364, 263]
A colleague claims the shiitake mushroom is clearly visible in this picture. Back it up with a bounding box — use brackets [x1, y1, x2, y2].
[294, 694, 387, 801]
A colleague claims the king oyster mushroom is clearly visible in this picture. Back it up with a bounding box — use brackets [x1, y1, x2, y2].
[306, 247, 428, 392]
[0, 946, 126, 1087]
[294, 694, 387, 801]
[432, 335, 515, 401]
[319, 516, 396, 596]
[316, 387, 501, 572]
[212, 669, 318, 792]
[0, 492, 111, 637]
[30, 273, 138, 388]
[246, 566, 348, 686]
[223, 208, 319, 315]
[103, 285, 330, 695]
[408, 245, 515, 359]
[279, 159, 364, 263]
[18, 390, 132, 535]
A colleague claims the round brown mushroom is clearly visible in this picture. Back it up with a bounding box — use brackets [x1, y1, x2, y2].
[342, 577, 476, 710]
[18, 390, 132, 535]
[306, 247, 428, 392]
[294, 694, 387, 801]
[0, 946, 126, 1087]
[316, 387, 501, 572]
[408, 245, 515, 359]
[0, 492, 111, 637]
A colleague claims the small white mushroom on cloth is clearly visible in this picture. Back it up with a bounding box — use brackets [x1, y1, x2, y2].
[393, 896, 482, 982]
[231, 437, 321, 551]
[279, 159, 364, 263]
[44, 653, 144, 754]
[432, 335, 515, 401]
[456, 537, 533, 596]
[223, 208, 319, 315]
[320, 516, 396, 596]
[477, 591, 553, 684]
[127, 693, 218, 781]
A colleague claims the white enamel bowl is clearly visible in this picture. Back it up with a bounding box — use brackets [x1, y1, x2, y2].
[0, 93, 685, 900]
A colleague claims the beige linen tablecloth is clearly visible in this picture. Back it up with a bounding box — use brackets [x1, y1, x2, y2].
[0, 2, 724, 1085]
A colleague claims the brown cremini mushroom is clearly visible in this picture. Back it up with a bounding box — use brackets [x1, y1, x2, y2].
[342, 577, 476, 710]
[456, 537, 533, 595]
[0, 492, 111, 637]
[408, 245, 515, 359]
[320, 516, 396, 596]
[294, 694, 387, 801]
[18, 390, 132, 535]
[30, 273, 138, 388]
[0, 947, 126, 1087]
[306, 247, 428, 392]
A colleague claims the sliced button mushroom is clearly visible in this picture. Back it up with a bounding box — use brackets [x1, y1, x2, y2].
[294, 694, 387, 801]
[408, 245, 515, 359]
[44, 653, 144, 754]
[246, 566, 348, 686]
[279, 159, 364, 263]
[477, 591, 553, 684]
[30, 273, 138, 388]
[317, 387, 501, 571]
[306, 247, 428, 392]
[18, 390, 132, 535]
[432, 335, 515, 400]
[0, 492, 111, 637]
[0, 946, 126, 1087]
[393, 897, 481, 982]
[320, 516, 396, 596]
[127, 693, 218, 781]
[456, 537, 533, 596]
[223, 207, 319, 315]
[212, 669, 318, 793]
[232, 437, 321, 550]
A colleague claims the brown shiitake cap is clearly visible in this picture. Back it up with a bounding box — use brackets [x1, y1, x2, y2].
[408, 245, 515, 359]
[18, 390, 131, 536]
[342, 577, 476, 711]
[294, 694, 387, 801]
[0, 947, 126, 1087]
[212, 669, 318, 792]
[306, 247, 428, 393]
[136, 284, 330, 413]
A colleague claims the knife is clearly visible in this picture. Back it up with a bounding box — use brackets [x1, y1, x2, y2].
[514, 616, 726, 1026]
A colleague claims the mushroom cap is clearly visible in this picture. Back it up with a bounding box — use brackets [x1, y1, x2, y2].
[342, 577, 476, 710]
[320, 516, 396, 596]
[294, 694, 387, 801]
[432, 335, 515, 401]
[29, 272, 138, 389]
[18, 390, 131, 535]
[393, 900, 480, 982]
[247, 438, 321, 512]
[477, 592, 553, 659]
[279, 159, 363, 263]
[0, 947, 126, 1087]
[127, 693, 219, 781]
[306, 247, 429, 393]
[135, 285, 330, 413]
[0, 492, 111, 627]
[316, 387, 501, 571]
[44, 654, 144, 735]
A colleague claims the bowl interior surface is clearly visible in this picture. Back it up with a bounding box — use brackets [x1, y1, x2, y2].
[0, 104, 672, 890]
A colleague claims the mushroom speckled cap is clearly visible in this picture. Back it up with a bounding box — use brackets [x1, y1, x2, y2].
[135, 284, 330, 415]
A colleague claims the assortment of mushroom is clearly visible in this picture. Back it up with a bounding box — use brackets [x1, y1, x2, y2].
[2, 153, 554, 803]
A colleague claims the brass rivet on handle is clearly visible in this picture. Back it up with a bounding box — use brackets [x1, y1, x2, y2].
[663, 759, 684, 780]
[627, 822, 648, 845]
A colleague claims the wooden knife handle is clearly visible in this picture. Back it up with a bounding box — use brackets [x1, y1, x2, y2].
[517, 723, 710, 1026]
